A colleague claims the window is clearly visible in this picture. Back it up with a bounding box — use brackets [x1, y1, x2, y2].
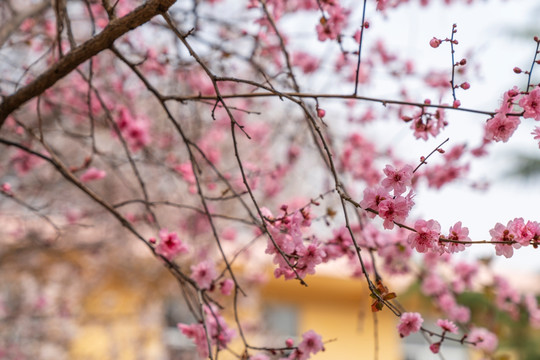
[163, 298, 199, 360]
[262, 302, 299, 347]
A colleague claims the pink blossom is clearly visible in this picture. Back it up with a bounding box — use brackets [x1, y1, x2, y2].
[524, 294, 540, 328]
[297, 330, 324, 356]
[519, 86, 540, 120]
[468, 327, 498, 353]
[381, 164, 413, 195]
[508, 217, 536, 246]
[353, 29, 362, 43]
[220, 279, 234, 296]
[429, 342, 441, 354]
[296, 242, 326, 277]
[178, 306, 235, 357]
[421, 273, 446, 296]
[436, 319, 458, 333]
[285, 338, 294, 347]
[443, 144, 466, 162]
[452, 261, 478, 293]
[115, 107, 150, 151]
[323, 226, 354, 261]
[397, 312, 423, 337]
[1, 183, 12, 195]
[155, 229, 189, 260]
[80, 167, 106, 182]
[450, 305, 470, 323]
[292, 52, 320, 74]
[11, 149, 43, 175]
[410, 108, 446, 140]
[444, 221, 471, 253]
[489, 222, 515, 258]
[178, 323, 208, 358]
[339, 133, 380, 184]
[359, 186, 390, 218]
[378, 195, 413, 230]
[315, 5, 349, 42]
[424, 163, 468, 189]
[221, 227, 237, 241]
[484, 113, 520, 143]
[191, 261, 217, 290]
[408, 219, 441, 253]
[532, 126, 540, 148]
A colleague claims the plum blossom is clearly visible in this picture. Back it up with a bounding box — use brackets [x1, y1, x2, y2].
[359, 186, 390, 218]
[381, 164, 413, 195]
[11, 149, 44, 175]
[468, 327, 498, 353]
[191, 261, 217, 289]
[155, 229, 189, 260]
[220, 279, 234, 296]
[80, 167, 106, 182]
[116, 107, 151, 151]
[429, 342, 441, 354]
[292, 51, 320, 74]
[178, 323, 208, 358]
[493, 276, 520, 318]
[408, 219, 441, 253]
[397, 312, 423, 337]
[409, 108, 446, 140]
[452, 261, 478, 293]
[323, 226, 354, 261]
[436, 319, 458, 334]
[263, 207, 322, 280]
[297, 330, 324, 357]
[377, 194, 414, 230]
[1, 183, 12, 195]
[424, 163, 469, 190]
[315, 5, 349, 42]
[489, 222, 516, 258]
[508, 217, 538, 246]
[421, 273, 446, 296]
[532, 127, 540, 148]
[484, 113, 520, 143]
[296, 242, 326, 277]
[444, 221, 471, 253]
[524, 294, 540, 328]
[178, 305, 235, 358]
[485, 86, 521, 142]
[339, 133, 380, 185]
[519, 86, 540, 120]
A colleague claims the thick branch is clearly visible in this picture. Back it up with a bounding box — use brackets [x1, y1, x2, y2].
[0, 0, 176, 126]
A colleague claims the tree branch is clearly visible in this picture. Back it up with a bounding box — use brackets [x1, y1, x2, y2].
[0, 0, 176, 126]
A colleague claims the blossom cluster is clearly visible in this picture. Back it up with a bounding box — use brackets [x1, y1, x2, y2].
[485, 86, 540, 145]
[360, 164, 415, 229]
[263, 206, 326, 280]
[178, 305, 236, 359]
[489, 217, 540, 258]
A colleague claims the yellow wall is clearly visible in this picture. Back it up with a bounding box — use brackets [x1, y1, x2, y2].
[261, 274, 403, 360]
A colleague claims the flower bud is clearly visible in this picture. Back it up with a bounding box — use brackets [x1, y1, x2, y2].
[429, 37, 441, 48]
